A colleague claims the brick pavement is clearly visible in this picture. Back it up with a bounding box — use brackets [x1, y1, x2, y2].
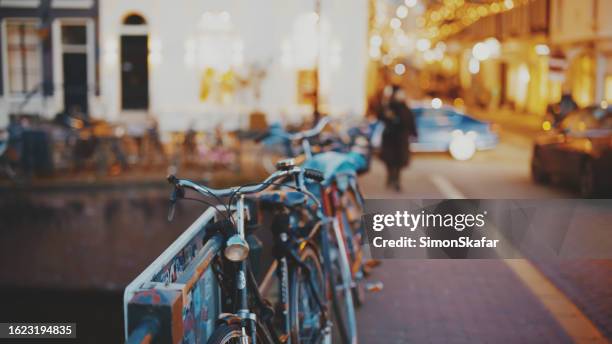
[357, 260, 572, 343]
[356, 165, 583, 344]
[532, 259, 612, 341]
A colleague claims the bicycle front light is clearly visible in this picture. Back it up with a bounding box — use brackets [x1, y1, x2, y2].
[224, 234, 250, 262]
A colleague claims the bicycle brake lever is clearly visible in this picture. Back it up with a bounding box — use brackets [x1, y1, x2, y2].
[167, 185, 184, 222]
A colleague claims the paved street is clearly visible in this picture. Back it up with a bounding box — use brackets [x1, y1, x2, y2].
[356, 126, 612, 343]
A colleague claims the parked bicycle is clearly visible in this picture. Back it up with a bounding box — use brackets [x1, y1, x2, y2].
[127, 160, 359, 343]
[257, 117, 381, 313]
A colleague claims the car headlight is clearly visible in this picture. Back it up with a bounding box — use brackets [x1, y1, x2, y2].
[451, 129, 464, 138]
[449, 135, 476, 161]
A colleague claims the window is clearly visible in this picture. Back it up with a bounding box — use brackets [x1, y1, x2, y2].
[5, 19, 42, 95]
[123, 14, 146, 26]
[61, 24, 86, 45]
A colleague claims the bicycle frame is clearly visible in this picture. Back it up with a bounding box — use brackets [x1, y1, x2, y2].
[221, 194, 331, 344]
[204, 171, 329, 344]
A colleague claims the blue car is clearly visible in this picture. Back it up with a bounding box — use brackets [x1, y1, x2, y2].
[410, 106, 498, 160]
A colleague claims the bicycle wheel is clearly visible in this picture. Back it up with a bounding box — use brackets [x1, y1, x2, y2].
[322, 223, 358, 344]
[207, 323, 266, 344]
[341, 188, 366, 307]
[290, 245, 328, 344]
[207, 323, 243, 344]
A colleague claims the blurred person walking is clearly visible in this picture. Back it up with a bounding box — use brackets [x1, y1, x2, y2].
[377, 85, 417, 192]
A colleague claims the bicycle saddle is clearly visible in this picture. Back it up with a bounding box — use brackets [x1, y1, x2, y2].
[302, 151, 366, 185]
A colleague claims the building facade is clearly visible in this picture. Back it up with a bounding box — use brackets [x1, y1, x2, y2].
[441, 0, 612, 116]
[549, 0, 612, 107]
[98, 0, 368, 132]
[448, 0, 552, 116]
[1, 0, 369, 132]
[0, 0, 99, 127]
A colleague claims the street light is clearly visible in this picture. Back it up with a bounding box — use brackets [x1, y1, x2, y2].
[472, 42, 490, 61]
[396, 5, 409, 19]
[394, 63, 406, 76]
[405, 0, 417, 8]
[468, 58, 480, 74]
[416, 38, 431, 52]
[535, 44, 550, 56]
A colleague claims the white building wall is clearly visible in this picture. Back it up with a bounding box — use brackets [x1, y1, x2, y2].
[99, 0, 368, 133]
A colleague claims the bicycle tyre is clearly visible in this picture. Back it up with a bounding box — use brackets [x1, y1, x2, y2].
[290, 245, 328, 344]
[342, 188, 366, 308]
[321, 224, 358, 344]
[207, 323, 268, 344]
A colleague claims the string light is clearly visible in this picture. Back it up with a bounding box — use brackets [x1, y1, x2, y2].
[419, 0, 533, 42]
[396, 5, 409, 19]
[367, 0, 534, 65]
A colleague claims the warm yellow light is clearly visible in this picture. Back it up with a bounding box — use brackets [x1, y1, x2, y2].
[468, 58, 480, 74]
[542, 121, 552, 131]
[518, 65, 530, 83]
[484, 38, 501, 58]
[370, 35, 382, 47]
[405, 0, 417, 8]
[416, 38, 431, 51]
[382, 55, 392, 65]
[369, 46, 381, 59]
[535, 44, 550, 56]
[605, 76, 612, 103]
[396, 5, 409, 19]
[435, 41, 447, 52]
[472, 42, 490, 61]
[390, 18, 402, 29]
[477, 6, 488, 16]
[394, 63, 406, 75]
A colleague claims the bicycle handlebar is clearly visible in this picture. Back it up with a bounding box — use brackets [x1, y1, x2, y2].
[260, 117, 330, 143]
[290, 117, 330, 141]
[168, 165, 323, 199]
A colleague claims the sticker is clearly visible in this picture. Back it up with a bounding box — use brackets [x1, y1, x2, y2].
[237, 271, 246, 290]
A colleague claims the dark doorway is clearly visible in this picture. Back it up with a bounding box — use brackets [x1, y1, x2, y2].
[121, 35, 149, 110]
[61, 24, 89, 115]
[63, 52, 88, 115]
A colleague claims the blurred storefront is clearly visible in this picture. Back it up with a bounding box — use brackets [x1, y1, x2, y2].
[0, 0, 100, 127]
[445, 0, 552, 117]
[549, 0, 612, 107]
[396, 0, 611, 119]
[98, 0, 368, 133]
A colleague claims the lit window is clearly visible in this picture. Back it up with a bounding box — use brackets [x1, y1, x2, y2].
[5, 19, 42, 95]
[605, 75, 612, 104]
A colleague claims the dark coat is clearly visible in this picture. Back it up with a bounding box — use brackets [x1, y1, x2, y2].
[378, 101, 417, 168]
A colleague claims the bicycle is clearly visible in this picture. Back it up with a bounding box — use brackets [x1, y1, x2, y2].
[163, 161, 355, 344]
[257, 117, 380, 335]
